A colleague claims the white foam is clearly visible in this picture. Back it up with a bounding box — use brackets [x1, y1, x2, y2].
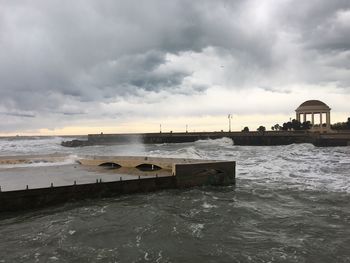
[0, 136, 75, 156]
[195, 137, 234, 147]
[146, 140, 350, 193]
[0, 154, 79, 169]
[202, 202, 218, 209]
[189, 223, 204, 237]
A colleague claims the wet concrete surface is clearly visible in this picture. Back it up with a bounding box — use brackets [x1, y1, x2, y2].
[0, 165, 169, 192]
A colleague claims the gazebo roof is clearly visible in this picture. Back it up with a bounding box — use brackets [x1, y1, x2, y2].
[296, 100, 331, 112]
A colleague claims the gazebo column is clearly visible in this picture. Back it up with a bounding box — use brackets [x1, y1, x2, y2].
[326, 111, 331, 129]
[303, 113, 306, 123]
[296, 112, 300, 122]
[320, 112, 323, 129]
[311, 112, 315, 126]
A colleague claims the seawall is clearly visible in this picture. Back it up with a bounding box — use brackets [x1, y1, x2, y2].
[62, 131, 350, 147]
[0, 158, 235, 213]
[0, 177, 175, 212]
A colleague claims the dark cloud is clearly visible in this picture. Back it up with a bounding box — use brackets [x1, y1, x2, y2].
[279, 1, 350, 51]
[0, 112, 35, 118]
[62, 112, 86, 116]
[76, 50, 190, 100]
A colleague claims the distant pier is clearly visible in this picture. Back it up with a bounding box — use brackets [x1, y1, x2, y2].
[61, 131, 350, 147]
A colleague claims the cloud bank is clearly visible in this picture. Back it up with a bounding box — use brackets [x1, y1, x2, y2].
[0, 0, 349, 134]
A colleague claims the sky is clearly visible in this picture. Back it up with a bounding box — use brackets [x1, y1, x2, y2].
[0, 0, 350, 136]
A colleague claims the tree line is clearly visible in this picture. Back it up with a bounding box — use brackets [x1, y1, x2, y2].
[240, 117, 350, 132]
[331, 118, 350, 130]
[271, 119, 312, 131]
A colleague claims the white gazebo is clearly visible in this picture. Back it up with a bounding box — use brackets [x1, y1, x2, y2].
[295, 100, 331, 132]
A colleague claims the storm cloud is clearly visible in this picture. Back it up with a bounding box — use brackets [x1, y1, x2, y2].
[0, 0, 349, 134]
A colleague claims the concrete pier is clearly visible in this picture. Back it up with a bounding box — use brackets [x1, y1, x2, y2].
[61, 131, 350, 147]
[0, 156, 235, 213]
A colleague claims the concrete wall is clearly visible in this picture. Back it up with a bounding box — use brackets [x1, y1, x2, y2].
[82, 131, 350, 147]
[62, 131, 350, 147]
[0, 160, 236, 213]
[175, 161, 235, 188]
[0, 177, 175, 213]
[85, 131, 312, 145]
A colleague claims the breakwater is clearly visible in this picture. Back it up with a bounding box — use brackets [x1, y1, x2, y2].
[0, 176, 175, 212]
[0, 157, 235, 212]
[61, 131, 350, 147]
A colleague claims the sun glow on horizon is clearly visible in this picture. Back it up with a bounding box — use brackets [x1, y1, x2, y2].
[1, 112, 349, 137]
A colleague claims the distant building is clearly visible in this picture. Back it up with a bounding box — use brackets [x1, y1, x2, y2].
[295, 100, 331, 132]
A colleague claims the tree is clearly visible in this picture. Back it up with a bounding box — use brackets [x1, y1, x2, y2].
[277, 119, 312, 131]
[271, 126, 275, 131]
[331, 118, 350, 130]
[331, 122, 344, 130]
[242, 126, 249, 132]
[291, 119, 301, 130]
[257, 126, 266, 133]
[282, 121, 293, 131]
[301, 121, 312, 130]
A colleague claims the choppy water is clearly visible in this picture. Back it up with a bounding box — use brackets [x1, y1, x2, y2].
[0, 136, 350, 262]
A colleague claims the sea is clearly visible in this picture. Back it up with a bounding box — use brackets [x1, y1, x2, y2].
[0, 136, 349, 262]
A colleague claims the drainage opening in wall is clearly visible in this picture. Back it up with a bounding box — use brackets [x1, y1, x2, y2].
[98, 162, 122, 169]
[136, 163, 162, 171]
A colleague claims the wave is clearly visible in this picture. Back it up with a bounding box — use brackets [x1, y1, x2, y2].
[0, 154, 79, 169]
[146, 140, 350, 193]
[0, 136, 82, 156]
[194, 137, 234, 147]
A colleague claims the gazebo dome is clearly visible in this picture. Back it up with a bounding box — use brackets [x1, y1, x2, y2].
[296, 100, 331, 111]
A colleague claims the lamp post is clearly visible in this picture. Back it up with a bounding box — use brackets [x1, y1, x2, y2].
[160, 124, 162, 133]
[228, 114, 233, 132]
